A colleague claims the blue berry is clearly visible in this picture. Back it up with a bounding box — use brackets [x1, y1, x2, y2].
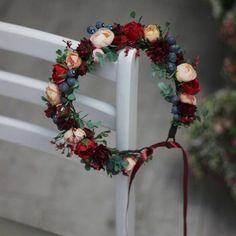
[170, 44, 180, 53]
[87, 25, 96, 34]
[67, 78, 76, 87]
[67, 69, 76, 78]
[105, 24, 113, 30]
[168, 53, 177, 63]
[58, 82, 70, 93]
[167, 62, 176, 73]
[95, 21, 105, 29]
[171, 95, 180, 105]
[171, 105, 178, 114]
[166, 35, 176, 45]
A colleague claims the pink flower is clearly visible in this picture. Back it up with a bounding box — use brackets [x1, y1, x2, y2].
[45, 83, 61, 105]
[176, 63, 197, 82]
[90, 28, 114, 48]
[92, 48, 104, 62]
[66, 51, 82, 69]
[124, 156, 137, 175]
[180, 93, 197, 105]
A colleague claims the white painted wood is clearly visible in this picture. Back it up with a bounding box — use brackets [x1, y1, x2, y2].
[116, 49, 139, 236]
[0, 115, 57, 155]
[0, 21, 117, 81]
[0, 70, 116, 129]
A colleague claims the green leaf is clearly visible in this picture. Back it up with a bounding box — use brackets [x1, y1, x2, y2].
[56, 49, 62, 55]
[41, 96, 48, 102]
[106, 51, 118, 62]
[158, 82, 174, 101]
[130, 10, 136, 18]
[96, 52, 107, 66]
[67, 93, 76, 101]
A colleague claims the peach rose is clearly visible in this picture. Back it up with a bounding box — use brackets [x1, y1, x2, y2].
[124, 157, 137, 175]
[90, 28, 115, 48]
[176, 63, 197, 82]
[92, 48, 104, 62]
[64, 128, 86, 146]
[46, 83, 61, 105]
[180, 93, 197, 105]
[66, 51, 82, 69]
[144, 24, 160, 42]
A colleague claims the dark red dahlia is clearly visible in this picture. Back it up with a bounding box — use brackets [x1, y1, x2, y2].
[112, 23, 124, 35]
[176, 52, 185, 65]
[44, 105, 57, 118]
[112, 35, 128, 50]
[178, 103, 197, 124]
[146, 39, 170, 64]
[76, 61, 88, 76]
[56, 117, 79, 131]
[74, 139, 97, 159]
[84, 128, 95, 139]
[90, 144, 110, 170]
[76, 38, 94, 60]
[180, 79, 201, 95]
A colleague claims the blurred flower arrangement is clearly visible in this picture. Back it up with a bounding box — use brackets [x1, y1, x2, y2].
[189, 0, 236, 199]
[189, 90, 236, 198]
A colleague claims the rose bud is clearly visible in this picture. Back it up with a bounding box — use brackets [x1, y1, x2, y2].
[64, 128, 86, 146]
[74, 139, 97, 159]
[52, 64, 67, 84]
[180, 79, 200, 95]
[180, 93, 197, 106]
[90, 28, 115, 48]
[144, 24, 160, 42]
[45, 82, 61, 106]
[123, 21, 144, 42]
[176, 63, 197, 82]
[124, 156, 137, 175]
[66, 51, 82, 69]
[92, 48, 104, 62]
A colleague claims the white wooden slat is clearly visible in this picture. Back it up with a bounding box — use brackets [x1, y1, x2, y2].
[0, 21, 117, 81]
[115, 48, 139, 236]
[0, 115, 57, 155]
[0, 70, 116, 129]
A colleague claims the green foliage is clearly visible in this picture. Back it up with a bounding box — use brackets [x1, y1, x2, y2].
[103, 47, 119, 62]
[41, 96, 48, 102]
[130, 10, 136, 18]
[85, 120, 102, 129]
[151, 63, 169, 79]
[158, 82, 174, 101]
[67, 93, 76, 101]
[56, 48, 68, 64]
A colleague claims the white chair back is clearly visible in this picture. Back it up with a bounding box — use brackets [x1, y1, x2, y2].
[0, 21, 139, 236]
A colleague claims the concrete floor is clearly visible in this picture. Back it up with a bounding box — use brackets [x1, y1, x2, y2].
[0, 0, 236, 236]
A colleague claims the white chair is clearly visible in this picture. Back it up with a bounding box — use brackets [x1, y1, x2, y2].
[0, 22, 139, 236]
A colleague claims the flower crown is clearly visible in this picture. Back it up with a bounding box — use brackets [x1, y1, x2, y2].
[42, 13, 201, 176]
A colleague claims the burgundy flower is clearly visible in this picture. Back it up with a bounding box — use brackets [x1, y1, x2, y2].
[176, 52, 185, 65]
[74, 139, 97, 159]
[112, 23, 124, 36]
[44, 105, 57, 118]
[84, 128, 95, 139]
[112, 35, 128, 50]
[91, 144, 110, 170]
[56, 118, 79, 131]
[146, 39, 170, 64]
[178, 103, 197, 124]
[123, 21, 144, 43]
[52, 64, 67, 84]
[76, 61, 88, 76]
[180, 79, 201, 95]
[76, 38, 94, 60]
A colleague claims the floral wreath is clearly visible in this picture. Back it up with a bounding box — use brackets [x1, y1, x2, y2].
[42, 12, 201, 236]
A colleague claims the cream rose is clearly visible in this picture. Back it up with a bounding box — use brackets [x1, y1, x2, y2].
[124, 157, 137, 175]
[144, 24, 160, 42]
[92, 48, 104, 62]
[180, 93, 197, 105]
[64, 128, 86, 146]
[90, 28, 115, 48]
[66, 51, 82, 69]
[176, 63, 197, 82]
[46, 83, 61, 105]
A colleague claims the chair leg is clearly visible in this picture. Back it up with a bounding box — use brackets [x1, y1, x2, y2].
[116, 174, 135, 236]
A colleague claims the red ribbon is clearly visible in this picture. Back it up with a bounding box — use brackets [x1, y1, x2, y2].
[127, 140, 188, 236]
